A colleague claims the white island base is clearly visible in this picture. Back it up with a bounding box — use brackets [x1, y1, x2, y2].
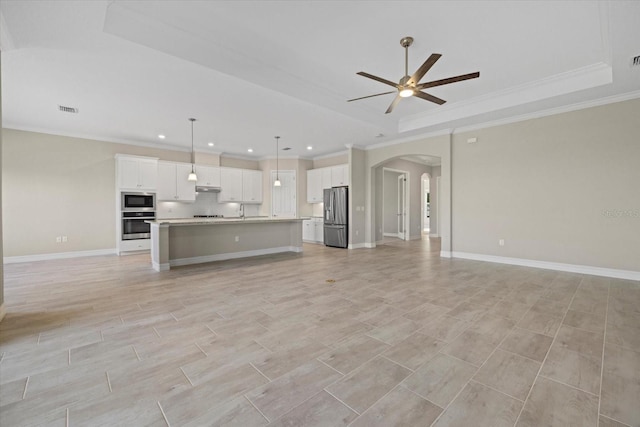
[149, 218, 304, 271]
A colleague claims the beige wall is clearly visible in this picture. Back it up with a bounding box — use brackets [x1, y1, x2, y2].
[430, 166, 441, 236]
[313, 153, 348, 169]
[0, 56, 4, 316]
[349, 148, 365, 246]
[2, 129, 189, 257]
[452, 98, 640, 272]
[220, 156, 259, 170]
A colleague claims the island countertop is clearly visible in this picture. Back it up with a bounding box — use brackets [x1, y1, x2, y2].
[147, 217, 303, 226]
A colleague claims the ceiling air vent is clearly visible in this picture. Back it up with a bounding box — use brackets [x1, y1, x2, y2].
[282, 147, 291, 151]
[58, 105, 79, 113]
[632, 55, 640, 67]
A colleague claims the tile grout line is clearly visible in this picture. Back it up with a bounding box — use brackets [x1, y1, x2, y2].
[66, 407, 69, 427]
[105, 371, 112, 392]
[468, 378, 525, 403]
[243, 394, 270, 424]
[315, 357, 346, 376]
[599, 413, 632, 427]
[428, 307, 537, 427]
[68, 349, 71, 365]
[157, 401, 171, 427]
[498, 345, 546, 365]
[537, 374, 599, 397]
[399, 383, 445, 410]
[22, 376, 30, 399]
[512, 281, 580, 427]
[379, 354, 415, 373]
[194, 342, 208, 357]
[248, 362, 272, 382]
[323, 387, 362, 416]
[179, 367, 194, 386]
[345, 384, 409, 426]
[132, 345, 141, 361]
[597, 281, 611, 423]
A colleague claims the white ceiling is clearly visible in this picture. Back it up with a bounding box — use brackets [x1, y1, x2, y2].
[1, 1, 639, 159]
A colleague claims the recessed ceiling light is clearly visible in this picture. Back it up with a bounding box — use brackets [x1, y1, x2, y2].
[247, 148, 253, 153]
[158, 134, 166, 139]
[208, 142, 214, 146]
[307, 146, 313, 150]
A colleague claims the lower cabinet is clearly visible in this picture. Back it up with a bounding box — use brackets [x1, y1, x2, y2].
[303, 218, 324, 244]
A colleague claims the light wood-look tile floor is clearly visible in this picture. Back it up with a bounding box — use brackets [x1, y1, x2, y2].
[1, 239, 639, 426]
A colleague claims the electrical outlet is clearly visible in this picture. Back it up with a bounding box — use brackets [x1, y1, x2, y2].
[499, 239, 505, 246]
[235, 236, 239, 242]
[56, 236, 61, 243]
[62, 236, 68, 243]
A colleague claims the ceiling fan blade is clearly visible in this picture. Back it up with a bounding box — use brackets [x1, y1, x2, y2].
[357, 71, 399, 89]
[413, 91, 446, 105]
[347, 91, 396, 102]
[417, 72, 480, 90]
[408, 53, 442, 86]
[385, 94, 402, 114]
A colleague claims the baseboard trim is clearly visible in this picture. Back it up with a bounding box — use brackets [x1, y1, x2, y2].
[348, 243, 367, 249]
[3, 248, 117, 264]
[152, 262, 170, 272]
[0, 303, 5, 323]
[383, 232, 398, 238]
[440, 251, 452, 258]
[170, 246, 303, 268]
[451, 251, 640, 281]
[367, 242, 377, 248]
[409, 234, 422, 241]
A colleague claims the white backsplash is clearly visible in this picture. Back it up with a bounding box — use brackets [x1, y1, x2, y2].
[156, 192, 260, 219]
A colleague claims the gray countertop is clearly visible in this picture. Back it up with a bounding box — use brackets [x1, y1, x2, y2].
[148, 217, 303, 226]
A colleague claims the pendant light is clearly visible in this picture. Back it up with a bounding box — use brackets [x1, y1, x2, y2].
[187, 118, 197, 182]
[273, 136, 281, 187]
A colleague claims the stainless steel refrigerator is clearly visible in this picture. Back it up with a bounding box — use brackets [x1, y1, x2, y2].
[324, 187, 348, 248]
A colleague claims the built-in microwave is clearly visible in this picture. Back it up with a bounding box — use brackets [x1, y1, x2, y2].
[122, 192, 155, 211]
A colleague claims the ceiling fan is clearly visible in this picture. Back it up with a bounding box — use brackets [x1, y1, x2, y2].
[348, 36, 480, 114]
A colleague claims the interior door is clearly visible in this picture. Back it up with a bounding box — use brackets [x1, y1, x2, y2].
[398, 174, 407, 240]
[271, 170, 296, 218]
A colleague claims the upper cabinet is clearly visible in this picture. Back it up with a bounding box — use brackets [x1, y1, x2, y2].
[218, 167, 243, 202]
[195, 165, 221, 188]
[116, 155, 158, 191]
[331, 164, 349, 187]
[242, 169, 263, 204]
[306, 164, 349, 203]
[157, 161, 196, 202]
[307, 169, 323, 203]
[219, 168, 263, 203]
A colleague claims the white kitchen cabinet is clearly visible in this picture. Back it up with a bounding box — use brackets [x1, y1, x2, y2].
[195, 165, 221, 188]
[218, 167, 243, 202]
[303, 218, 324, 243]
[117, 155, 158, 190]
[302, 219, 314, 242]
[157, 161, 196, 201]
[331, 164, 349, 187]
[313, 217, 324, 243]
[306, 168, 323, 203]
[321, 167, 332, 189]
[242, 170, 263, 203]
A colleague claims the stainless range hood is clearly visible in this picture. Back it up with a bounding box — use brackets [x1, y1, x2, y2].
[195, 186, 221, 193]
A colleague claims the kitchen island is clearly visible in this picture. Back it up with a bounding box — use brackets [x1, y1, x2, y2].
[147, 217, 303, 271]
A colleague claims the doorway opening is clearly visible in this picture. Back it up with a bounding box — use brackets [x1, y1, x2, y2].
[421, 173, 430, 235]
[382, 167, 409, 242]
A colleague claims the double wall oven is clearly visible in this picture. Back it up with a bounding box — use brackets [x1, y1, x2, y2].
[121, 192, 155, 240]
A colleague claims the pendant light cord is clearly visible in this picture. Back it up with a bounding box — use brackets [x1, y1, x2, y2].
[275, 136, 280, 181]
[189, 118, 196, 172]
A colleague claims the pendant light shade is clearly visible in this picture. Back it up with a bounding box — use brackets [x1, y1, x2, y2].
[273, 136, 281, 187]
[187, 118, 198, 182]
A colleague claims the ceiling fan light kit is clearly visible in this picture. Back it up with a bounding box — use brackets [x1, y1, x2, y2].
[348, 36, 480, 114]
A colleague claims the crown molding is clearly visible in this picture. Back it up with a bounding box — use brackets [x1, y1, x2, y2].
[451, 89, 640, 135]
[400, 62, 613, 133]
[3, 124, 192, 152]
[365, 129, 452, 151]
[311, 150, 349, 161]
